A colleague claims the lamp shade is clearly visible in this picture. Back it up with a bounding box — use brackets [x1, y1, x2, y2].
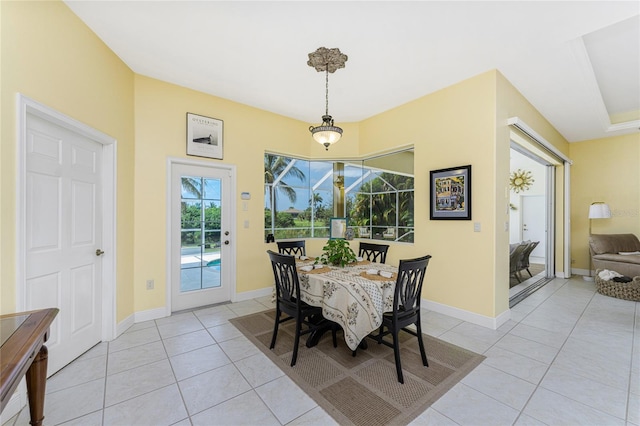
[588, 203, 611, 219]
[309, 114, 342, 150]
[311, 127, 342, 146]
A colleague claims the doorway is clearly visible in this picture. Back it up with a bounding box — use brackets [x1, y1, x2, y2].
[17, 95, 116, 377]
[169, 161, 236, 312]
[509, 146, 553, 305]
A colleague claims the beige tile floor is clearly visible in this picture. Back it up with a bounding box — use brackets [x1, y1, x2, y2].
[3, 275, 639, 425]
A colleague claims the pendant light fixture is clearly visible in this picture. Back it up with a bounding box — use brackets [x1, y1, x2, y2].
[307, 47, 348, 150]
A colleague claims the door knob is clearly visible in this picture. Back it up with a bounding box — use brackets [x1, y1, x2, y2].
[224, 231, 229, 236]
[224, 240, 230, 245]
[96, 249, 105, 256]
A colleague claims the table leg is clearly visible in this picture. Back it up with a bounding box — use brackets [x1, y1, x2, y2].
[305, 315, 334, 348]
[25, 345, 48, 426]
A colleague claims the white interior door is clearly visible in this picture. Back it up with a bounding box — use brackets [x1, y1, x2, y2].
[25, 113, 103, 375]
[521, 194, 546, 259]
[171, 163, 233, 311]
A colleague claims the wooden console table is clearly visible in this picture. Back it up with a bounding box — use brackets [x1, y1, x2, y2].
[1, 308, 59, 426]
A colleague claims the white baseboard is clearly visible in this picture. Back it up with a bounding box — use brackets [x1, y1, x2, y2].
[115, 312, 135, 337]
[234, 287, 272, 302]
[114, 308, 167, 338]
[114, 290, 273, 338]
[422, 298, 511, 330]
[571, 267, 590, 277]
[134, 307, 169, 324]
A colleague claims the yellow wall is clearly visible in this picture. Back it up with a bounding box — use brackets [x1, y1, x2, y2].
[0, 1, 136, 320]
[5, 1, 619, 325]
[356, 70, 570, 318]
[132, 76, 361, 311]
[570, 134, 640, 270]
[358, 71, 499, 316]
[496, 71, 570, 304]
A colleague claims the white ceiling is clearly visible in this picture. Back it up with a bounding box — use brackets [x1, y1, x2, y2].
[64, 1, 640, 143]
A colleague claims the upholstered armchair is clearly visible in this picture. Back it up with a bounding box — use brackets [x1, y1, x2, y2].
[382, 227, 395, 240]
[358, 227, 371, 238]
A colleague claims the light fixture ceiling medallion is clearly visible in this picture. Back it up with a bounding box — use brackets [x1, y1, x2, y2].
[307, 47, 348, 150]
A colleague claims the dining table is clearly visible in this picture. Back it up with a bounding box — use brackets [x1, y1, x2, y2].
[294, 257, 398, 351]
[1, 308, 59, 426]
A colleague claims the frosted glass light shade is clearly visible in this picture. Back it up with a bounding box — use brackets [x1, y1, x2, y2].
[311, 127, 342, 145]
[309, 114, 342, 150]
[588, 203, 611, 219]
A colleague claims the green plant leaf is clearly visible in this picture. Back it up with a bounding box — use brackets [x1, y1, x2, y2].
[315, 239, 357, 267]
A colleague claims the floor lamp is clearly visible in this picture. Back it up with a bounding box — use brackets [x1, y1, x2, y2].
[583, 202, 611, 281]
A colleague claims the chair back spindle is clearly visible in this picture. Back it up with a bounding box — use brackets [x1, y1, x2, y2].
[394, 255, 431, 316]
[358, 242, 390, 264]
[277, 240, 306, 257]
[268, 250, 302, 314]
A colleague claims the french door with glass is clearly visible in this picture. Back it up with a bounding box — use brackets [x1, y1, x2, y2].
[171, 163, 233, 311]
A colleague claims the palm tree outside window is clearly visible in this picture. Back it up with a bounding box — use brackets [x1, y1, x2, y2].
[264, 153, 414, 242]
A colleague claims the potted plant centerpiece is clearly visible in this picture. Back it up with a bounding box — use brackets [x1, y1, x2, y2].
[316, 239, 357, 267]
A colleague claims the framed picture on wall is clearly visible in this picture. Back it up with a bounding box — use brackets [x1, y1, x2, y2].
[186, 112, 223, 159]
[430, 165, 472, 220]
[330, 217, 348, 239]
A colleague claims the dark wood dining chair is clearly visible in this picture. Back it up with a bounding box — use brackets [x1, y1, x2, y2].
[267, 250, 335, 366]
[371, 254, 432, 383]
[358, 242, 390, 264]
[276, 240, 306, 257]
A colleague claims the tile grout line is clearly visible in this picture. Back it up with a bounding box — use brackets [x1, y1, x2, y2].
[172, 304, 287, 424]
[507, 280, 575, 425]
[625, 301, 639, 424]
[157, 317, 191, 426]
[430, 280, 573, 424]
[460, 281, 560, 423]
[101, 340, 110, 426]
[513, 282, 635, 424]
[496, 279, 587, 425]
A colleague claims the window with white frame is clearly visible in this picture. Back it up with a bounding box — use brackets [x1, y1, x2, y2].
[264, 152, 414, 242]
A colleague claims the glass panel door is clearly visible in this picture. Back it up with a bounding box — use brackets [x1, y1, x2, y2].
[171, 163, 232, 311]
[180, 176, 222, 292]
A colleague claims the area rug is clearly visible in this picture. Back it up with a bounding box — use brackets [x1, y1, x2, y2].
[230, 310, 485, 426]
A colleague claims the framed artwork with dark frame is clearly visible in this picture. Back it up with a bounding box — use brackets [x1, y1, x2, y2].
[430, 165, 472, 220]
[186, 112, 223, 160]
[330, 217, 348, 239]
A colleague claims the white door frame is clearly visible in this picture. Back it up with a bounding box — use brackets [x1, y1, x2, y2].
[16, 94, 117, 340]
[166, 157, 237, 315]
[509, 118, 572, 278]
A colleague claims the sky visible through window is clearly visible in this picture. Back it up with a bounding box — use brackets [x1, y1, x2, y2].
[264, 159, 381, 211]
[264, 153, 414, 242]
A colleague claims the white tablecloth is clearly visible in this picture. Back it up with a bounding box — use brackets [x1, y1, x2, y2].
[296, 259, 397, 350]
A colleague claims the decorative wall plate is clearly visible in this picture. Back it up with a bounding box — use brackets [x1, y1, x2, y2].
[510, 169, 534, 193]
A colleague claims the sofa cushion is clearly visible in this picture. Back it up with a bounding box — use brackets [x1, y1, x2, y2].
[589, 234, 640, 255]
[593, 253, 640, 265]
